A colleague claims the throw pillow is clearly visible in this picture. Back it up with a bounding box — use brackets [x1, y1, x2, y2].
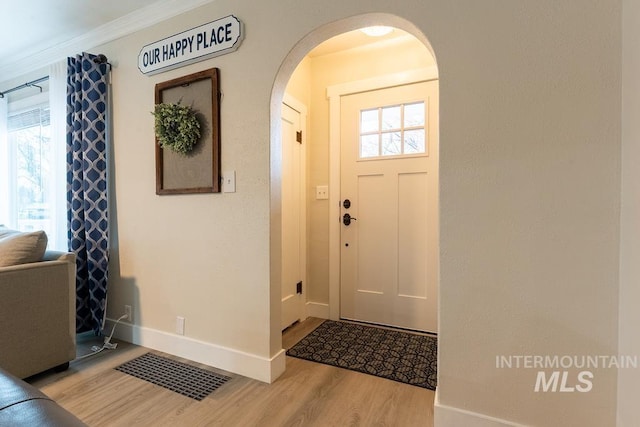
[0, 228, 48, 267]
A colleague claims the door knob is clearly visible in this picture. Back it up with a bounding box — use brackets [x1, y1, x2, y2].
[343, 213, 357, 226]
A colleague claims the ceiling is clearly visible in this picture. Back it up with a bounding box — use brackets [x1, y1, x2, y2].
[1, 2, 410, 82]
[309, 28, 411, 58]
[0, 0, 162, 69]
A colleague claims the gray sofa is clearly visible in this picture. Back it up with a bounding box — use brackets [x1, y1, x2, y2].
[0, 366, 86, 426]
[0, 250, 77, 379]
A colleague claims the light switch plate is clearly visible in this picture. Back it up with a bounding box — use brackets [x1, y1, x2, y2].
[316, 185, 329, 200]
[223, 170, 236, 193]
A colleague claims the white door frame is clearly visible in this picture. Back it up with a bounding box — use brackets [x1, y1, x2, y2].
[326, 66, 439, 321]
[282, 93, 308, 324]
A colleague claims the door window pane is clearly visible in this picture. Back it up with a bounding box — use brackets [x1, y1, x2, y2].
[381, 132, 402, 156]
[358, 101, 427, 159]
[360, 109, 378, 133]
[360, 134, 379, 158]
[404, 129, 425, 154]
[404, 102, 425, 127]
[381, 105, 401, 130]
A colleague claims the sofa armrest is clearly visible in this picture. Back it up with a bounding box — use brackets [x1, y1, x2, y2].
[42, 250, 75, 262]
[42, 251, 76, 295]
[0, 255, 76, 378]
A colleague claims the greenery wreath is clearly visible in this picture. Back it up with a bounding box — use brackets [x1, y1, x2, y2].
[152, 102, 201, 155]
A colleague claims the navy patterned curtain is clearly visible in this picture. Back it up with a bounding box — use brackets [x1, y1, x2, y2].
[67, 53, 110, 335]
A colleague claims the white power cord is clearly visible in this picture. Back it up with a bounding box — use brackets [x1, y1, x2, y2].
[75, 313, 128, 361]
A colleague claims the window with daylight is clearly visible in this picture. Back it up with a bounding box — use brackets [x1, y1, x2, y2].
[9, 105, 51, 227]
[359, 101, 427, 159]
[0, 86, 67, 250]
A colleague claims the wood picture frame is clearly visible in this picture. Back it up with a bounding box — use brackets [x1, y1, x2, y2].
[155, 68, 220, 195]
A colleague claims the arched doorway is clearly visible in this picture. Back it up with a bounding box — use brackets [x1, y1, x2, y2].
[270, 14, 439, 355]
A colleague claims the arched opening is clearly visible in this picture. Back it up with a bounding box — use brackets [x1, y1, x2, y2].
[270, 14, 439, 365]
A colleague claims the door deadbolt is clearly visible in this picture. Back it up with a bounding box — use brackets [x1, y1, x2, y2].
[343, 199, 351, 209]
[343, 213, 357, 226]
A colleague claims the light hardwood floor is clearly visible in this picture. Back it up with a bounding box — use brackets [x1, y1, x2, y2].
[28, 318, 435, 427]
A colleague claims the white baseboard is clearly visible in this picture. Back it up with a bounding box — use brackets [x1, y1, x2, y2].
[106, 319, 286, 384]
[434, 388, 525, 427]
[306, 301, 329, 319]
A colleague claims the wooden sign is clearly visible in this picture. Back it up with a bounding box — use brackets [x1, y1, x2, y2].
[139, 15, 243, 75]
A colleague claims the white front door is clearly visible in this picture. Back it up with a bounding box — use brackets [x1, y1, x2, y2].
[281, 102, 306, 330]
[339, 80, 439, 333]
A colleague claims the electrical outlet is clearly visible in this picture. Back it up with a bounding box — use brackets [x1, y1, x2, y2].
[124, 305, 132, 322]
[176, 316, 185, 335]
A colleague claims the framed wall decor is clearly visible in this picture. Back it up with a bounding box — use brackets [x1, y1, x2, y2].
[155, 67, 220, 194]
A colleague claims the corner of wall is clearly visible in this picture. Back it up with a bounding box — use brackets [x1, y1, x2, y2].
[108, 319, 287, 384]
[434, 389, 525, 427]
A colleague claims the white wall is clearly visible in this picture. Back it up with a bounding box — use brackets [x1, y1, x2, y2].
[430, 2, 620, 425]
[99, 4, 280, 380]
[0, 1, 625, 425]
[618, 0, 640, 425]
[285, 57, 311, 109]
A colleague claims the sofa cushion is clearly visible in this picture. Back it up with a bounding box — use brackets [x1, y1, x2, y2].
[0, 226, 48, 267]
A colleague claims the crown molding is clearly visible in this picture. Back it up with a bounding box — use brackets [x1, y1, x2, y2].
[0, 0, 215, 83]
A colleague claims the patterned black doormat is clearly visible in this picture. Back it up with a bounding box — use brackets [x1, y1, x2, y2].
[287, 320, 437, 390]
[115, 352, 230, 400]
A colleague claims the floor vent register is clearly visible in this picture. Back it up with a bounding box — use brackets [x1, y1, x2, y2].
[115, 352, 231, 401]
